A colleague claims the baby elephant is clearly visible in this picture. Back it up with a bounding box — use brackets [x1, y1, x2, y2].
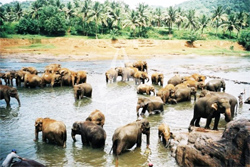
[137, 84, 155, 95]
[158, 123, 172, 147]
[0, 85, 21, 108]
[71, 121, 106, 149]
[73, 83, 92, 100]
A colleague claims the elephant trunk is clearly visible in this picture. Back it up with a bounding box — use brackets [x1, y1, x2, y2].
[15, 95, 21, 107]
[136, 105, 141, 117]
[146, 132, 150, 147]
[225, 108, 232, 122]
[34, 129, 39, 141]
[71, 130, 77, 142]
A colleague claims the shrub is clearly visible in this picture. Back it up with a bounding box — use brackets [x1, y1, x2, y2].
[238, 29, 250, 51]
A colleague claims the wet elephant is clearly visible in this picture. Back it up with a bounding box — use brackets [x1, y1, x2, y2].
[156, 87, 177, 104]
[86, 109, 105, 127]
[133, 61, 148, 72]
[73, 83, 92, 100]
[134, 71, 149, 85]
[75, 71, 87, 85]
[189, 94, 232, 130]
[158, 123, 172, 147]
[167, 75, 183, 86]
[12, 159, 45, 167]
[21, 67, 38, 75]
[41, 72, 61, 87]
[71, 121, 106, 149]
[24, 73, 42, 88]
[15, 70, 27, 87]
[105, 68, 118, 83]
[59, 68, 76, 86]
[136, 96, 164, 117]
[2, 71, 16, 86]
[115, 67, 134, 82]
[171, 87, 197, 102]
[34, 117, 67, 147]
[44, 64, 61, 73]
[110, 119, 150, 155]
[137, 84, 155, 95]
[205, 79, 226, 92]
[199, 90, 238, 117]
[0, 85, 21, 107]
[151, 72, 164, 86]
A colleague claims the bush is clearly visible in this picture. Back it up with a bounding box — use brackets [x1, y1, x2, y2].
[16, 17, 40, 34]
[238, 29, 250, 51]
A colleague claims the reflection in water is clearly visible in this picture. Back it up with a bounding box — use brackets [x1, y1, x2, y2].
[0, 56, 250, 166]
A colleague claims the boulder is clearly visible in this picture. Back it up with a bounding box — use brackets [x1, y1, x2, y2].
[173, 119, 250, 167]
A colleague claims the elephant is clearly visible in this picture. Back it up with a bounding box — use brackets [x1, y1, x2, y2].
[21, 67, 38, 75]
[34, 117, 67, 147]
[41, 72, 61, 87]
[158, 123, 172, 147]
[12, 159, 45, 167]
[124, 62, 133, 68]
[0, 85, 21, 107]
[86, 109, 105, 127]
[137, 84, 155, 95]
[151, 72, 164, 86]
[15, 70, 27, 87]
[115, 67, 134, 82]
[205, 79, 226, 92]
[2, 71, 16, 86]
[134, 71, 149, 85]
[75, 71, 87, 85]
[199, 90, 238, 117]
[167, 75, 183, 86]
[44, 64, 61, 73]
[73, 83, 92, 100]
[24, 73, 42, 88]
[171, 87, 197, 102]
[189, 94, 232, 130]
[183, 80, 204, 89]
[174, 83, 189, 90]
[156, 87, 177, 104]
[136, 96, 164, 117]
[245, 97, 250, 104]
[71, 121, 106, 149]
[191, 73, 206, 82]
[105, 68, 118, 83]
[110, 119, 150, 155]
[133, 61, 148, 72]
[59, 68, 76, 86]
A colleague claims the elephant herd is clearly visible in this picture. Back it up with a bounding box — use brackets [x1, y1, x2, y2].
[1, 60, 249, 166]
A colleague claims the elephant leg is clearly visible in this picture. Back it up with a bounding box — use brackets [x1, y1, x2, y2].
[5, 96, 11, 108]
[194, 117, 201, 127]
[205, 116, 213, 129]
[213, 113, 220, 130]
[190, 117, 196, 126]
[136, 135, 142, 147]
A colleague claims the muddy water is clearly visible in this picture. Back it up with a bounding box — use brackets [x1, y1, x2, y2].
[0, 55, 250, 167]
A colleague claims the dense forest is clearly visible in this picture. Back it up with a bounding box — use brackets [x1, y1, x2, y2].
[0, 0, 250, 50]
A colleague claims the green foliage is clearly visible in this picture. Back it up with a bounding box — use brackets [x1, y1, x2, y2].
[238, 29, 250, 50]
[16, 17, 39, 34]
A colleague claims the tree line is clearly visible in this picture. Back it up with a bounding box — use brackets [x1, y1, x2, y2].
[0, 0, 249, 49]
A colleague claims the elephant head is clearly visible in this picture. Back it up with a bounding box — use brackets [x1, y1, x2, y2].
[9, 87, 21, 107]
[71, 122, 81, 142]
[211, 98, 231, 122]
[158, 123, 172, 147]
[138, 119, 150, 146]
[221, 80, 226, 92]
[190, 87, 197, 101]
[34, 118, 44, 140]
[158, 74, 164, 86]
[142, 61, 148, 72]
[136, 97, 149, 117]
[141, 72, 149, 82]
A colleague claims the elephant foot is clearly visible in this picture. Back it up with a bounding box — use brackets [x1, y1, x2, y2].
[212, 128, 218, 131]
[204, 126, 210, 129]
[194, 124, 200, 127]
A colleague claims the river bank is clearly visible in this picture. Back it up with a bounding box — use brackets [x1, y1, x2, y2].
[0, 38, 248, 62]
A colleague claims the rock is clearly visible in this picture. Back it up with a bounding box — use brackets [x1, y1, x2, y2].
[174, 119, 250, 167]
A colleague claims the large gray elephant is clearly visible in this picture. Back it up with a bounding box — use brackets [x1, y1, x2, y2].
[73, 83, 92, 100]
[189, 94, 232, 130]
[151, 72, 164, 86]
[24, 73, 42, 88]
[0, 85, 21, 107]
[71, 121, 106, 149]
[34, 118, 67, 147]
[75, 71, 87, 85]
[105, 68, 118, 83]
[132, 61, 148, 72]
[115, 67, 135, 82]
[41, 72, 61, 87]
[136, 96, 164, 117]
[199, 90, 238, 117]
[156, 87, 177, 104]
[12, 159, 45, 167]
[167, 75, 183, 86]
[137, 84, 155, 95]
[171, 87, 197, 102]
[110, 119, 150, 155]
[59, 68, 76, 86]
[205, 79, 226, 92]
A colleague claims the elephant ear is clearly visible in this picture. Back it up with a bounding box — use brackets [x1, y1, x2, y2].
[211, 103, 218, 111]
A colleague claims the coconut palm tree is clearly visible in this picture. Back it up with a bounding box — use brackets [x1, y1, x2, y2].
[185, 9, 198, 31]
[175, 7, 185, 30]
[123, 9, 139, 37]
[212, 6, 227, 36]
[14, 2, 23, 21]
[199, 14, 209, 34]
[89, 1, 104, 38]
[221, 13, 240, 39]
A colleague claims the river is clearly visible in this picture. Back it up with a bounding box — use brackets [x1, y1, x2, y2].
[0, 55, 250, 167]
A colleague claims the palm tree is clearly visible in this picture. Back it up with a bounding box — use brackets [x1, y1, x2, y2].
[89, 1, 104, 38]
[199, 14, 209, 34]
[30, 1, 42, 19]
[212, 6, 227, 36]
[166, 6, 176, 34]
[185, 9, 198, 31]
[175, 7, 185, 30]
[123, 9, 139, 37]
[221, 13, 240, 39]
[14, 2, 23, 21]
[154, 7, 162, 27]
[136, 3, 149, 37]
[63, 2, 75, 21]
